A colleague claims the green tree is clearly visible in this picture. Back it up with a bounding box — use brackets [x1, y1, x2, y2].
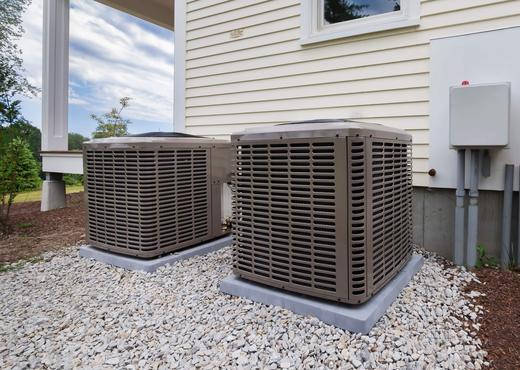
[0, 138, 41, 235]
[91, 97, 132, 138]
[62, 133, 89, 187]
[323, 0, 368, 24]
[0, 0, 37, 125]
[0, 0, 39, 167]
[68, 132, 89, 150]
[0, 121, 41, 161]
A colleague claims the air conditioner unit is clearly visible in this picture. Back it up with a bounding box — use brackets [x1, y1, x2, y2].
[231, 120, 413, 304]
[83, 132, 231, 258]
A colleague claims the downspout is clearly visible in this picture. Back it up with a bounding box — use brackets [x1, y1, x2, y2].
[466, 149, 480, 268]
[454, 149, 466, 265]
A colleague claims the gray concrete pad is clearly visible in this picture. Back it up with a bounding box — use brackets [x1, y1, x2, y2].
[80, 235, 232, 273]
[220, 254, 424, 334]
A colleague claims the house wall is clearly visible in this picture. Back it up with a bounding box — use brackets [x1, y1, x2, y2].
[179, 0, 520, 260]
[412, 187, 517, 261]
[182, 0, 520, 187]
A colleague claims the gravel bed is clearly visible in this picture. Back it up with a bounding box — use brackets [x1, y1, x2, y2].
[0, 247, 487, 369]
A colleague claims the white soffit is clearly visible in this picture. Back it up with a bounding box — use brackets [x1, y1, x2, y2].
[95, 0, 174, 30]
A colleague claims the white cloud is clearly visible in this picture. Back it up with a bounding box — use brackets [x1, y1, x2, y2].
[20, 0, 174, 126]
[19, 0, 44, 90]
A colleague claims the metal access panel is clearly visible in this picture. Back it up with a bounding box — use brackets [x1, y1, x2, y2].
[231, 120, 413, 304]
[450, 83, 510, 148]
[83, 133, 231, 258]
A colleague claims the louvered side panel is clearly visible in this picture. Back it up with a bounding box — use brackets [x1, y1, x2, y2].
[232, 139, 340, 300]
[85, 147, 211, 258]
[370, 139, 413, 292]
[347, 138, 368, 303]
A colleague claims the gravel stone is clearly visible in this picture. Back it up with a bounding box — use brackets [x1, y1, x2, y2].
[0, 246, 487, 369]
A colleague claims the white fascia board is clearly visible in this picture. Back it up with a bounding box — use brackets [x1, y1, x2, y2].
[41, 152, 83, 175]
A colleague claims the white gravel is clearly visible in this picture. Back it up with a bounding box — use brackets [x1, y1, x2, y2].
[0, 247, 487, 369]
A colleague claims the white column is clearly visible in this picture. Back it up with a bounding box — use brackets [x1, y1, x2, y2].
[174, 0, 186, 133]
[42, 0, 69, 151]
[41, 0, 69, 211]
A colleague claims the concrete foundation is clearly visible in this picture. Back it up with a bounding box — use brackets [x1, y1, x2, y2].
[220, 255, 424, 334]
[41, 172, 66, 212]
[80, 235, 232, 272]
[413, 187, 518, 261]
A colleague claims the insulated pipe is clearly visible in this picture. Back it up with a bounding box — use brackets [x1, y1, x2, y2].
[466, 149, 480, 268]
[454, 149, 466, 265]
[501, 164, 514, 270]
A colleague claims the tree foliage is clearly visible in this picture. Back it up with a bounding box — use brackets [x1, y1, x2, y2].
[91, 97, 132, 138]
[68, 132, 89, 150]
[0, 138, 41, 234]
[0, 120, 41, 161]
[323, 0, 368, 23]
[0, 0, 37, 122]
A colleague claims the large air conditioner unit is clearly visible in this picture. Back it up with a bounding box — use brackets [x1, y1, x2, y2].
[231, 120, 413, 304]
[83, 133, 231, 258]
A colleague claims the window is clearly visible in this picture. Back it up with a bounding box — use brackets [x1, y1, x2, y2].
[301, 0, 420, 44]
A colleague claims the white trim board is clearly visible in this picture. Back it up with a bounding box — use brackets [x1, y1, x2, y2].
[174, 0, 186, 133]
[300, 0, 420, 45]
[41, 152, 83, 175]
[42, 0, 70, 151]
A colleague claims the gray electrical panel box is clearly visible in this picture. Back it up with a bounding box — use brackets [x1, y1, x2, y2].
[449, 82, 510, 148]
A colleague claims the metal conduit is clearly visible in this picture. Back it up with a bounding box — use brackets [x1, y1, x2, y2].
[454, 149, 466, 265]
[466, 149, 480, 268]
[501, 164, 514, 270]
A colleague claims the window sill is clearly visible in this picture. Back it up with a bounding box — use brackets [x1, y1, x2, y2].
[300, 17, 420, 46]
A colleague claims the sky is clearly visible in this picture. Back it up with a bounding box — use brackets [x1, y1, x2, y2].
[19, 0, 174, 139]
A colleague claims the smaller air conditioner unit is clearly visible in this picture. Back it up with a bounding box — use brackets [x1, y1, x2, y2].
[83, 132, 231, 258]
[231, 120, 413, 304]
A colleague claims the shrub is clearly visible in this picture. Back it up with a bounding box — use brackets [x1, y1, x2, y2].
[0, 137, 40, 234]
[63, 174, 83, 186]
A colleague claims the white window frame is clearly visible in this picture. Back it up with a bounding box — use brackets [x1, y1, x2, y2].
[301, 0, 420, 45]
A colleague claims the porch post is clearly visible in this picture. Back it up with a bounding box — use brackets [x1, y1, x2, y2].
[174, 0, 186, 133]
[41, 0, 70, 211]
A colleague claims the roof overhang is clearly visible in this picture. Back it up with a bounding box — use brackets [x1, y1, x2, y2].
[95, 0, 174, 30]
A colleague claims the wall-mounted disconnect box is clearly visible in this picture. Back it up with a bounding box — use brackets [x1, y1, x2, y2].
[450, 82, 510, 148]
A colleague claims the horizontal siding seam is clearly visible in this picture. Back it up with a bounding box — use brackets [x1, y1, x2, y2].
[186, 47, 429, 79]
[186, 12, 520, 64]
[186, 42, 428, 74]
[187, 22, 300, 53]
[186, 58, 429, 89]
[423, 0, 515, 17]
[186, 100, 430, 118]
[185, 0, 512, 34]
[186, 86, 429, 108]
[186, 6, 299, 41]
[186, 72, 429, 98]
[187, 0, 272, 22]
[187, 3, 298, 32]
[185, 115, 430, 127]
[187, 0, 261, 16]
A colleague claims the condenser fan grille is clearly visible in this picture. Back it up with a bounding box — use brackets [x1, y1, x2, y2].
[233, 141, 338, 295]
[85, 148, 210, 256]
[231, 128, 413, 304]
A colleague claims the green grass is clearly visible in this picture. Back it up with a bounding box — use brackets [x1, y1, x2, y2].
[13, 185, 84, 203]
[0, 256, 43, 273]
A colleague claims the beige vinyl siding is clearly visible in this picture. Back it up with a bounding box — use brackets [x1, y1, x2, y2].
[184, 0, 520, 186]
